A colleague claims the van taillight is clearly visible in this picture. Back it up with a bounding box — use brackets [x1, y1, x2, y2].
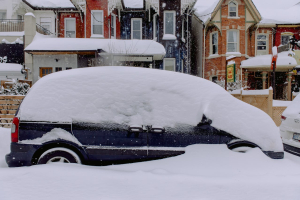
[11, 117, 19, 143]
[281, 115, 287, 121]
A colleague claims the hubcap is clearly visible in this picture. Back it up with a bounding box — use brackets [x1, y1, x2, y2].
[46, 156, 70, 164]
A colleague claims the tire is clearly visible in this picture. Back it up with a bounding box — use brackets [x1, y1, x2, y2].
[37, 147, 81, 164]
[227, 141, 257, 153]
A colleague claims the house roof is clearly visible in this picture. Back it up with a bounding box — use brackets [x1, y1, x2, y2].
[194, 0, 300, 25]
[24, 38, 166, 60]
[194, 0, 261, 25]
[23, 0, 75, 10]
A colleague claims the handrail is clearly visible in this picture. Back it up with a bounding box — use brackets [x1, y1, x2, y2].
[36, 23, 53, 35]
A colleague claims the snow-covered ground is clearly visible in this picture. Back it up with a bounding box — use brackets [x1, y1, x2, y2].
[1, 127, 300, 200]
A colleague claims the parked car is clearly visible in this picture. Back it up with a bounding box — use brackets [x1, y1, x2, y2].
[6, 67, 284, 167]
[280, 93, 300, 156]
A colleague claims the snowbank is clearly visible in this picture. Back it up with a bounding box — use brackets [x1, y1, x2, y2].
[282, 93, 300, 118]
[0, 128, 10, 168]
[18, 66, 282, 151]
[26, 0, 75, 8]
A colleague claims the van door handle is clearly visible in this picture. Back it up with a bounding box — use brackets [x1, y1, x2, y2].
[150, 126, 165, 133]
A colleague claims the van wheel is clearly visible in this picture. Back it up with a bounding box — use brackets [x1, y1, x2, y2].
[227, 142, 257, 153]
[38, 147, 81, 164]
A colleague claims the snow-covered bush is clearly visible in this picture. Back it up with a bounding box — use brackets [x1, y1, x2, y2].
[0, 82, 30, 95]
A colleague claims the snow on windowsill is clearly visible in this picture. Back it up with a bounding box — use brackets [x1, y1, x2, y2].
[227, 16, 240, 19]
[90, 34, 104, 39]
[208, 54, 220, 58]
[226, 52, 241, 57]
[162, 34, 176, 40]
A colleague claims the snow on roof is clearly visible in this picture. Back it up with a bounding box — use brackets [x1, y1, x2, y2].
[256, 2, 300, 25]
[0, 32, 24, 37]
[194, 0, 300, 25]
[123, 0, 143, 8]
[0, 63, 23, 72]
[25, 0, 75, 8]
[18, 66, 283, 152]
[193, 0, 219, 23]
[241, 51, 297, 70]
[25, 38, 166, 58]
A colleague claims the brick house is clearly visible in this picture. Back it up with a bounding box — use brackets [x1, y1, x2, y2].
[192, 0, 299, 100]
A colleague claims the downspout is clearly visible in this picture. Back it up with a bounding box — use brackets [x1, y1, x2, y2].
[56, 10, 58, 37]
[203, 25, 206, 78]
[85, 4, 86, 38]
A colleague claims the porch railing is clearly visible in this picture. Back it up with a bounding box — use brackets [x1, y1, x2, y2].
[36, 23, 53, 35]
[0, 19, 24, 32]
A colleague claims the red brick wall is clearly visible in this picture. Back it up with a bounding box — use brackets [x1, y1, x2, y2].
[86, 0, 121, 39]
[204, 0, 247, 80]
[275, 27, 300, 48]
[58, 12, 84, 38]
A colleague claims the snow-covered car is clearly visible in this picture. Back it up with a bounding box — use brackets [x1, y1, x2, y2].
[6, 67, 284, 167]
[280, 94, 300, 156]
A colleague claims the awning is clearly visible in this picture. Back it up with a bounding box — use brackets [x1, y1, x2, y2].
[241, 52, 297, 71]
[25, 38, 166, 61]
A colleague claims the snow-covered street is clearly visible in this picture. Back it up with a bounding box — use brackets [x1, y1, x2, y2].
[1, 127, 300, 200]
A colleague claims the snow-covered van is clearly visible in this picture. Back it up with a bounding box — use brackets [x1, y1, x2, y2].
[6, 67, 284, 167]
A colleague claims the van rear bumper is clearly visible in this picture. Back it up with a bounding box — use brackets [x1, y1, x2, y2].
[5, 143, 38, 167]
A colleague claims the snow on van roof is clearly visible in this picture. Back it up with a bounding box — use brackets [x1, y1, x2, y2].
[0, 63, 23, 72]
[25, 38, 166, 58]
[25, 0, 75, 8]
[18, 66, 283, 152]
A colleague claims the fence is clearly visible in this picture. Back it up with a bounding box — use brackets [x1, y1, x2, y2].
[0, 19, 24, 32]
[0, 95, 24, 128]
[231, 89, 287, 126]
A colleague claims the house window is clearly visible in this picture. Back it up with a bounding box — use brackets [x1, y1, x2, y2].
[164, 11, 175, 35]
[212, 76, 218, 83]
[211, 32, 218, 54]
[65, 18, 76, 38]
[131, 18, 142, 39]
[17, 15, 22, 20]
[91, 10, 103, 36]
[111, 14, 116, 38]
[40, 17, 51, 31]
[55, 67, 62, 72]
[0, 11, 6, 20]
[164, 58, 175, 71]
[40, 67, 52, 77]
[257, 34, 268, 55]
[281, 35, 290, 45]
[66, 67, 72, 70]
[227, 30, 238, 52]
[228, 1, 238, 17]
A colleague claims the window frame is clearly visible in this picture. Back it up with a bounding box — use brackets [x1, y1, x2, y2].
[256, 33, 268, 55]
[164, 10, 176, 36]
[227, 30, 239, 53]
[64, 18, 76, 38]
[163, 58, 176, 71]
[131, 18, 142, 40]
[91, 10, 104, 37]
[111, 13, 116, 39]
[39, 67, 52, 78]
[153, 14, 157, 40]
[228, 1, 238, 18]
[281, 35, 291, 45]
[210, 31, 218, 55]
[55, 67, 62, 72]
[40, 17, 51, 32]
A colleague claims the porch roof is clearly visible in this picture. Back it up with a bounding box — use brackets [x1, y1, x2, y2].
[241, 52, 297, 72]
[25, 38, 166, 60]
